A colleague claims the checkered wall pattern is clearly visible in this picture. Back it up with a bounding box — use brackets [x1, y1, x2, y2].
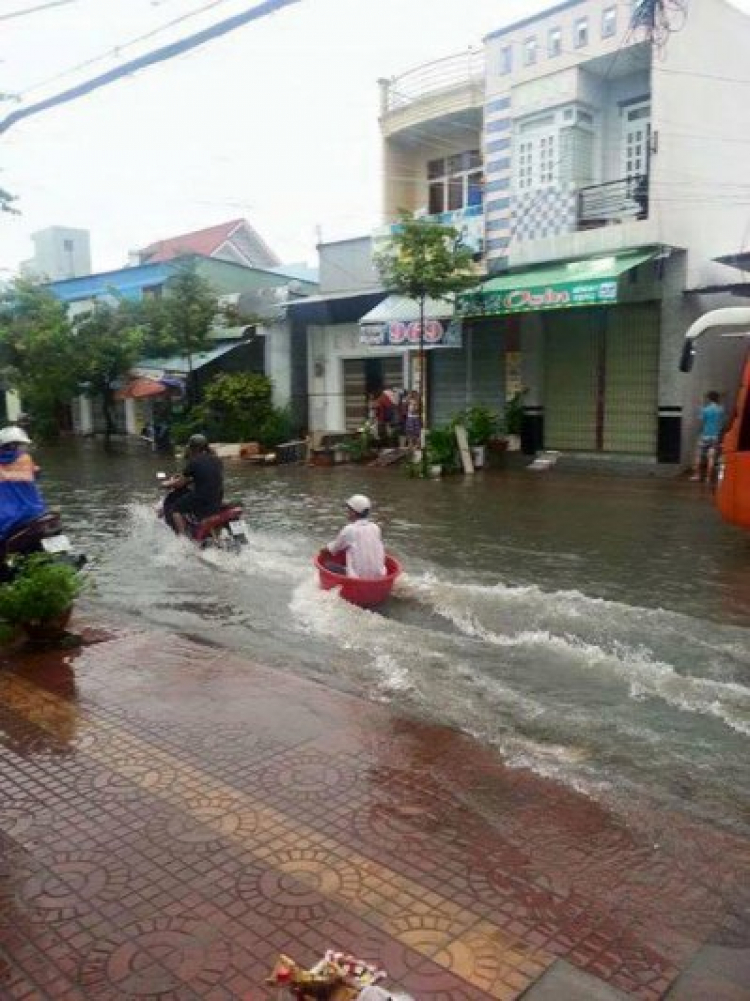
[511, 184, 577, 243]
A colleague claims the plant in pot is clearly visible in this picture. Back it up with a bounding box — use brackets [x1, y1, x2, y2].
[339, 421, 376, 463]
[452, 406, 500, 468]
[503, 390, 526, 451]
[0, 554, 83, 645]
[424, 427, 460, 477]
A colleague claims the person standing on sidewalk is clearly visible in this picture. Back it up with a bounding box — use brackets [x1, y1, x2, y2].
[691, 390, 725, 482]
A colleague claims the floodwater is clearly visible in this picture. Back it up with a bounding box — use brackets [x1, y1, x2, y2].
[38, 440, 750, 833]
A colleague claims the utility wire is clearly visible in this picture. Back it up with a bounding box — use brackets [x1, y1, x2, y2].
[18, 0, 235, 99]
[0, 0, 76, 21]
[0, 0, 302, 136]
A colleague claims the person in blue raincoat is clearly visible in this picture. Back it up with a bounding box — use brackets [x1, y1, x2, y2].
[0, 426, 47, 542]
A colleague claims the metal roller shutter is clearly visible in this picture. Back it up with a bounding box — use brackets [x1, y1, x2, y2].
[343, 360, 366, 431]
[603, 304, 659, 454]
[544, 310, 599, 451]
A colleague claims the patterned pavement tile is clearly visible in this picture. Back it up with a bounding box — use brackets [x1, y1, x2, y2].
[1, 635, 749, 1000]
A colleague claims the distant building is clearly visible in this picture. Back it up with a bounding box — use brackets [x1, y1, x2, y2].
[135, 218, 280, 271]
[23, 226, 91, 282]
[44, 254, 316, 437]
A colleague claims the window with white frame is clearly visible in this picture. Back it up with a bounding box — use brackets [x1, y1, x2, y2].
[515, 115, 558, 192]
[574, 17, 589, 47]
[499, 45, 512, 75]
[548, 26, 562, 57]
[602, 7, 617, 38]
[523, 37, 537, 66]
[427, 151, 483, 214]
[621, 102, 651, 178]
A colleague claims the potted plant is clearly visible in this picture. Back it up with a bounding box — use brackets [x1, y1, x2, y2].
[453, 406, 501, 468]
[503, 390, 526, 452]
[0, 555, 83, 645]
[424, 427, 460, 477]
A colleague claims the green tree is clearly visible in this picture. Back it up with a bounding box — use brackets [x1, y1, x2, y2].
[72, 298, 146, 443]
[200, 371, 275, 443]
[0, 277, 78, 438]
[374, 211, 476, 425]
[146, 259, 217, 406]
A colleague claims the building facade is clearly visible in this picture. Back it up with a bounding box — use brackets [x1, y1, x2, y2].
[45, 255, 315, 437]
[23, 226, 92, 282]
[377, 0, 750, 461]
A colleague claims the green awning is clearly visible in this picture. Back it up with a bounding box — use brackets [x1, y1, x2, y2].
[457, 249, 658, 317]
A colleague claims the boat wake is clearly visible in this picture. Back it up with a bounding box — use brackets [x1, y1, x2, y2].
[291, 566, 750, 829]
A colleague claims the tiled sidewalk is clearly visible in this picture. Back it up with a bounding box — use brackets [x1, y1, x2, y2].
[0, 628, 748, 1000]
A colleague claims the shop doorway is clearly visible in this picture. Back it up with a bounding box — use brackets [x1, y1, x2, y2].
[342, 356, 404, 431]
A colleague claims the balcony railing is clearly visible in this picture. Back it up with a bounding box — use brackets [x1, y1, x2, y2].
[578, 175, 649, 229]
[380, 50, 485, 114]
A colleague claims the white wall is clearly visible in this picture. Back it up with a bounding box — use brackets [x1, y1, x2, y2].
[485, 0, 646, 101]
[308, 323, 408, 433]
[651, 0, 750, 287]
[30, 227, 91, 282]
[262, 321, 292, 407]
[5, 390, 21, 422]
[318, 239, 381, 294]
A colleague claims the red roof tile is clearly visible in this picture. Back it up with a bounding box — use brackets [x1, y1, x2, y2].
[139, 219, 244, 263]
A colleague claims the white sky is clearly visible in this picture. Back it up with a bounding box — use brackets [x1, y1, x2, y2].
[1, 0, 749, 273]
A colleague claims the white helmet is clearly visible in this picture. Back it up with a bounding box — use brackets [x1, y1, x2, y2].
[346, 493, 371, 516]
[0, 426, 31, 447]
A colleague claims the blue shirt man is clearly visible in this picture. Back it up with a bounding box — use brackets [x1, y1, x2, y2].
[700, 392, 725, 441]
[0, 427, 47, 541]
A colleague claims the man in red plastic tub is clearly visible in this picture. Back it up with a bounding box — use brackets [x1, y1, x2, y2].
[322, 494, 386, 578]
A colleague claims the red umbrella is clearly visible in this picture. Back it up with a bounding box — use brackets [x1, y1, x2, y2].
[114, 378, 169, 401]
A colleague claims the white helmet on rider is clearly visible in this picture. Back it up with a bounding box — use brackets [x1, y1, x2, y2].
[346, 493, 371, 517]
[0, 426, 31, 448]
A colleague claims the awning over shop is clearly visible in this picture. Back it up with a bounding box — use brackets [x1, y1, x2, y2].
[133, 341, 245, 379]
[457, 249, 658, 318]
[359, 294, 460, 348]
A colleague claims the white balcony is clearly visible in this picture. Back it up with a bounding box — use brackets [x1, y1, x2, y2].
[379, 50, 485, 138]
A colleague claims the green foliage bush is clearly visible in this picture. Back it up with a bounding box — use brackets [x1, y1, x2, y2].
[451, 405, 501, 447]
[424, 427, 460, 472]
[171, 373, 294, 448]
[0, 555, 82, 625]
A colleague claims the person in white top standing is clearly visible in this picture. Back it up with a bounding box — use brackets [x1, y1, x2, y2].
[322, 494, 386, 579]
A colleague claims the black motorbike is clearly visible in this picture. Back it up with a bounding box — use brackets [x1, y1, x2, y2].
[158, 476, 249, 552]
[0, 511, 86, 584]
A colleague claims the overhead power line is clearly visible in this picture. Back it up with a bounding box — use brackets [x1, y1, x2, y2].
[19, 0, 235, 99]
[0, 0, 76, 21]
[0, 0, 302, 136]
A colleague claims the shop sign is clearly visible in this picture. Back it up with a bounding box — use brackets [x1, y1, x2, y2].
[360, 318, 462, 348]
[459, 279, 618, 317]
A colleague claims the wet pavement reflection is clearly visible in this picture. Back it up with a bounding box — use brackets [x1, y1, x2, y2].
[0, 631, 748, 1000]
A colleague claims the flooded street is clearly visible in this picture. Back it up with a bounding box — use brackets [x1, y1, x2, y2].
[40, 440, 750, 834]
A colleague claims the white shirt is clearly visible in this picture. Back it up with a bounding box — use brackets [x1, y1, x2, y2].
[328, 518, 386, 579]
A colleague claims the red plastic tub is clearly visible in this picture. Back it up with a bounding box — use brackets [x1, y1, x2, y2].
[314, 549, 402, 608]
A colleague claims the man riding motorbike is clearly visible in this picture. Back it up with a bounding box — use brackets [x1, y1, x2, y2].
[163, 433, 224, 536]
[0, 426, 47, 548]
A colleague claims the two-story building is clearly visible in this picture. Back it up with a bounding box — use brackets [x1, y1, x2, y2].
[378, 0, 750, 461]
